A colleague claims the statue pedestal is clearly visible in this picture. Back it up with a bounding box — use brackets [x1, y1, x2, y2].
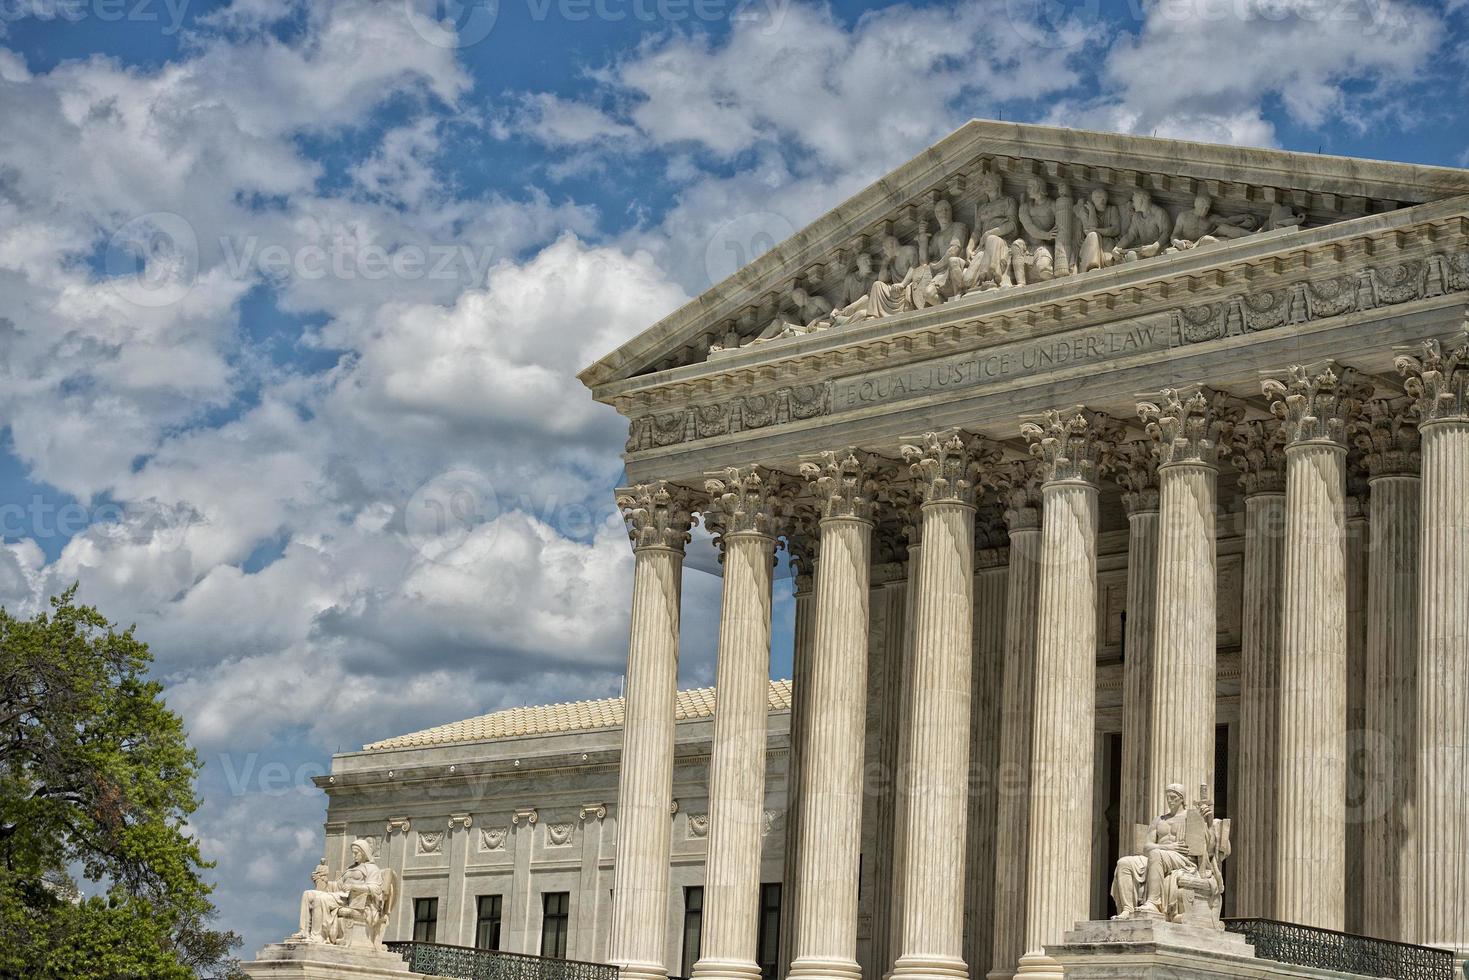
[1047, 918, 1379, 979]
[243, 941, 439, 979]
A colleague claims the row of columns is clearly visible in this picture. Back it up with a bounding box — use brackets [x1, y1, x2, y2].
[606, 332, 1469, 980]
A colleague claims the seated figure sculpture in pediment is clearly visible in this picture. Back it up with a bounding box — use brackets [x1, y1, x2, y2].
[1074, 187, 1127, 274]
[963, 169, 1020, 290]
[1111, 782, 1231, 927]
[754, 284, 835, 341]
[1017, 176, 1066, 280]
[1169, 191, 1258, 251]
[1111, 189, 1173, 263]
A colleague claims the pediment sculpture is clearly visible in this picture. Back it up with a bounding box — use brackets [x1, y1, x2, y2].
[290, 838, 399, 950]
[712, 167, 1310, 355]
[1110, 782, 1231, 929]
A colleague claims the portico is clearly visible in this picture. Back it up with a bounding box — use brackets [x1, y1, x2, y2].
[578, 121, 1469, 979]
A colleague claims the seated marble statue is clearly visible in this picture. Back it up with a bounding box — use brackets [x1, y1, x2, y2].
[292, 838, 398, 949]
[1111, 189, 1172, 262]
[1169, 192, 1257, 250]
[1111, 783, 1230, 924]
[964, 170, 1019, 290]
[753, 285, 834, 341]
[1074, 187, 1125, 273]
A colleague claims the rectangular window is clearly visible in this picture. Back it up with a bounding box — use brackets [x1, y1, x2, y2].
[412, 897, 438, 944]
[540, 892, 570, 959]
[475, 895, 503, 950]
[756, 883, 781, 980]
[680, 886, 704, 978]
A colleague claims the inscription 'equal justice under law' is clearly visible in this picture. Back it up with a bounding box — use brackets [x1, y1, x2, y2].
[836, 317, 1169, 410]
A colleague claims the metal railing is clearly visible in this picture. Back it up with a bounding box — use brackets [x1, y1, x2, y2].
[1222, 918, 1455, 980]
[384, 941, 618, 980]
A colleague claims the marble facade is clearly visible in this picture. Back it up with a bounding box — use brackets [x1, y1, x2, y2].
[577, 121, 1469, 980]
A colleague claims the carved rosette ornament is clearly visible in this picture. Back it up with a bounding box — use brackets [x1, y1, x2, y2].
[1231, 419, 1288, 495]
[703, 465, 791, 546]
[798, 449, 888, 523]
[1019, 408, 1122, 485]
[1394, 329, 1469, 424]
[616, 481, 698, 552]
[899, 429, 1004, 507]
[1261, 364, 1371, 447]
[1113, 440, 1161, 515]
[1137, 386, 1242, 468]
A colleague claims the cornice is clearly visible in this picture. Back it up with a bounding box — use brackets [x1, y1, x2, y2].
[615, 202, 1469, 458]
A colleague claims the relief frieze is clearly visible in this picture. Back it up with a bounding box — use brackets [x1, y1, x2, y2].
[625, 248, 1469, 452]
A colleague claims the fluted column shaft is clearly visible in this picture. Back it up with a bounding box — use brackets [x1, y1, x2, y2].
[1362, 473, 1419, 940]
[693, 529, 776, 980]
[1276, 438, 1348, 928]
[1343, 494, 1369, 935]
[893, 499, 976, 980]
[1147, 458, 1218, 804]
[1232, 419, 1287, 918]
[885, 536, 923, 977]
[1019, 476, 1099, 975]
[609, 498, 689, 980]
[1118, 501, 1159, 845]
[779, 577, 817, 980]
[789, 515, 873, 980]
[988, 503, 1041, 980]
[965, 556, 1007, 979]
[1235, 490, 1285, 916]
[1415, 417, 1469, 950]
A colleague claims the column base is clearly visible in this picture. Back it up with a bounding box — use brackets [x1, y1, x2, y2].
[982, 971, 1016, 980]
[1013, 950, 1064, 980]
[617, 961, 670, 980]
[787, 955, 863, 980]
[889, 953, 968, 980]
[689, 957, 762, 980]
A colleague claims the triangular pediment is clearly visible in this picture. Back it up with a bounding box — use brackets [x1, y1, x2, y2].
[579, 119, 1469, 395]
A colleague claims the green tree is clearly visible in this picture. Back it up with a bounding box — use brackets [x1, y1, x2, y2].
[0, 587, 244, 979]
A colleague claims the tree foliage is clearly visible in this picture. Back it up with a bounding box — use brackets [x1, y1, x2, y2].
[0, 588, 244, 979]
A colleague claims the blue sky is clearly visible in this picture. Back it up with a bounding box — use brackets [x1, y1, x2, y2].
[1, 0, 1466, 958]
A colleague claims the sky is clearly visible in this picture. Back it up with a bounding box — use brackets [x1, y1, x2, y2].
[1, 0, 1467, 958]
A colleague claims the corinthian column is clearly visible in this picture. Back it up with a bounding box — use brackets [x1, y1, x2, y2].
[1353, 399, 1421, 941]
[891, 432, 1000, 980]
[1137, 387, 1240, 807]
[1396, 332, 1469, 953]
[609, 483, 696, 980]
[987, 464, 1042, 980]
[693, 467, 788, 980]
[1262, 364, 1369, 930]
[1230, 419, 1287, 918]
[1112, 441, 1160, 849]
[789, 450, 885, 980]
[1016, 409, 1120, 980]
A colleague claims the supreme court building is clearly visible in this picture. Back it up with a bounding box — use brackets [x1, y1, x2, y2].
[572, 121, 1469, 980]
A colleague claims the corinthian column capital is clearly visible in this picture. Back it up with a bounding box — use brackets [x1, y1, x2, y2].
[1351, 398, 1421, 477]
[1231, 419, 1288, 495]
[798, 448, 889, 522]
[1261, 363, 1372, 448]
[703, 465, 793, 542]
[1137, 386, 1242, 467]
[1000, 460, 1042, 533]
[899, 429, 1004, 507]
[1019, 408, 1122, 486]
[1394, 327, 1469, 425]
[1113, 440, 1160, 515]
[617, 481, 698, 552]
